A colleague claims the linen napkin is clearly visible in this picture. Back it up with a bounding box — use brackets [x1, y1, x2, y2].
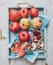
[39, 15, 50, 30]
[8, 35, 19, 48]
[24, 53, 38, 63]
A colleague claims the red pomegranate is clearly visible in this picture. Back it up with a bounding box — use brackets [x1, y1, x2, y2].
[9, 9, 20, 22]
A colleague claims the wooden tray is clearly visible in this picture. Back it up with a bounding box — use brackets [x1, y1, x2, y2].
[8, 7, 47, 59]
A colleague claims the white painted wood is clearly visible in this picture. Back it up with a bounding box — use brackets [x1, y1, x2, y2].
[0, 0, 53, 65]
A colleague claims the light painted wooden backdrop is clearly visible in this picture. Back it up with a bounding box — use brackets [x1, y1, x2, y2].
[0, 0, 53, 65]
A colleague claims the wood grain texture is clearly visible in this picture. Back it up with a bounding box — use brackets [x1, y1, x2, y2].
[0, 0, 53, 65]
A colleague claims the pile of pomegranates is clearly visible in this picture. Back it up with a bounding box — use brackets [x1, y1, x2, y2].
[9, 8, 39, 32]
[9, 8, 44, 58]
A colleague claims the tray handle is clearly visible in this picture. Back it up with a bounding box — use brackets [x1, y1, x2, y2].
[17, 2, 34, 8]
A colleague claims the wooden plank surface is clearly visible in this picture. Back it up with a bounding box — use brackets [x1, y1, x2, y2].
[0, 0, 53, 65]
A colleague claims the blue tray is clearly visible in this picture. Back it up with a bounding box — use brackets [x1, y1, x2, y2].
[8, 7, 47, 59]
